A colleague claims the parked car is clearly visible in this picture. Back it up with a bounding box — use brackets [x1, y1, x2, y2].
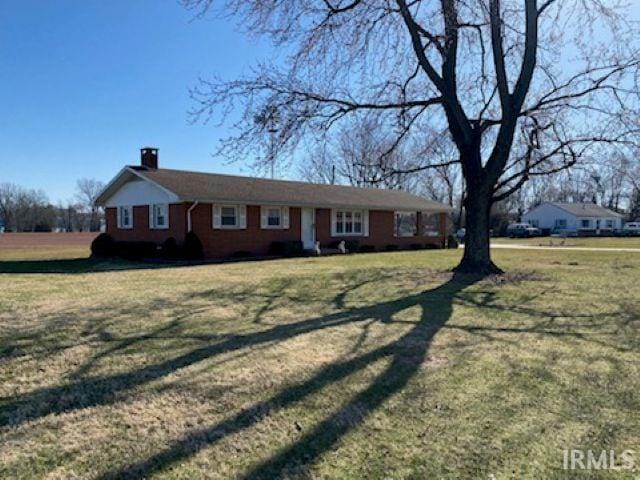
[622, 222, 640, 236]
[506, 223, 540, 238]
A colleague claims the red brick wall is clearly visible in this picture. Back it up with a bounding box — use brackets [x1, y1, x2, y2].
[315, 209, 446, 250]
[105, 204, 187, 243]
[105, 203, 446, 257]
[191, 204, 302, 258]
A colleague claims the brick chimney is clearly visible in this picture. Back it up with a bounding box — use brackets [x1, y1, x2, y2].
[140, 147, 158, 169]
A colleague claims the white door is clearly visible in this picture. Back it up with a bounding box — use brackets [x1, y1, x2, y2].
[301, 208, 315, 249]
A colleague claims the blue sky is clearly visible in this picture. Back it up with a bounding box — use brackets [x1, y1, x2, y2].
[1, 2, 639, 203]
[0, 0, 273, 203]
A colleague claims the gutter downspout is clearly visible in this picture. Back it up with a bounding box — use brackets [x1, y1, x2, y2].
[187, 201, 199, 233]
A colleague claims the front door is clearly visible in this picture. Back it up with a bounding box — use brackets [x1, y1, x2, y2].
[301, 208, 315, 249]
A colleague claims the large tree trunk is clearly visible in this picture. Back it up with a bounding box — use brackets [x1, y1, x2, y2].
[454, 187, 503, 276]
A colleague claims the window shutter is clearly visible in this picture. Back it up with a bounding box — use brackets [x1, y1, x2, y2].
[149, 205, 154, 229]
[330, 210, 336, 236]
[364, 210, 369, 237]
[239, 205, 247, 229]
[282, 207, 290, 229]
[213, 205, 221, 229]
[260, 207, 268, 229]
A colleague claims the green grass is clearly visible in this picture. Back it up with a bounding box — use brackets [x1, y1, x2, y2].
[0, 245, 639, 479]
[493, 236, 640, 248]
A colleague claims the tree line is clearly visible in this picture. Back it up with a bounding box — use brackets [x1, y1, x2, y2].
[0, 178, 105, 233]
[297, 116, 640, 234]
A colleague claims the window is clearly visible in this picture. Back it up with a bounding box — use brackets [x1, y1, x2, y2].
[150, 204, 169, 229]
[221, 206, 237, 226]
[267, 208, 281, 226]
[529, 219, 539, 228]
[117, 206, 132, 229]
[213, 205, 246, 229]
[395, 211, 417, 237]
[554, 219, 567, 230]
[260, 206, 290, 229]
[580, 219, 590, 228]
[422, 213, 441, 237]
[605, 219, 614, 229]
[332, 210, 366, 236]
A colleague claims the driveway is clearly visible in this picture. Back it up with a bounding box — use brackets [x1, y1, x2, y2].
[472, 243, 640, 253]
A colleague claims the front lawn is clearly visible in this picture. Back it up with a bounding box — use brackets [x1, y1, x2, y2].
[0, 246, 638, 479]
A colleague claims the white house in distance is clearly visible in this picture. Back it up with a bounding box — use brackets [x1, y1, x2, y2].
[522, 202, 624, 236]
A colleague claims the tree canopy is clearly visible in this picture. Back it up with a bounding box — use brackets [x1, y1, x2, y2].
[185, 0, 640, 273]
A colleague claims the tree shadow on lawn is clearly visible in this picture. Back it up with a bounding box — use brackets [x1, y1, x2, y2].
[92, 272, 475, 480]
[1, 270, 631, 479]
[99, 275, 635, 480]
[0, 271, 472, 470]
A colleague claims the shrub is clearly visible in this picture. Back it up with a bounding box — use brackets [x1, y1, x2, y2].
[115, 241, 157, 260]
[344, 240, 360, 253]
[182, 232, 204, 260]
[424, 243, 439, 249]
[268, 240, 303, 257]
[269, 241, 287, 256]
[409, 243, 423, 250]
[91, 233, 115, 258]
[446, 234, 459, 249]
[385, 244, 399, 252]
[160, 237, 179, 259]
[359, 245, 376, 253]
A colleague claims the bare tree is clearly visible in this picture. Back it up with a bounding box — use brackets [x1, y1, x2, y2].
[301, 115, 421, 190]
[75, 178, 105, 232]
[0, 183, 56, 232]
[0, 183, 18, 232]
[185, 0, 640, 274]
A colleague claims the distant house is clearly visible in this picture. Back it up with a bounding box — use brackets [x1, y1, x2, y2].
[95, 148, 453, 258]
[522, 202, 623, 235]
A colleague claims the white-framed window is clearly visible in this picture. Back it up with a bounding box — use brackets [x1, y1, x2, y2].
[395, 211, 417, 237]
[260, 206, 290, 229]
[580, 219, 591, 228]
[422, 213, 440, 237]
[213, 204, 247, 229]
[117, 206, 133, 229]
[605, 219, 614, 228]
[331, 209, 367, 236]
[150, 204, 169, 229]
[554, 219, 567, 230]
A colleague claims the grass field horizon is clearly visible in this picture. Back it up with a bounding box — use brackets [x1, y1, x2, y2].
[1, 234, 639, 478]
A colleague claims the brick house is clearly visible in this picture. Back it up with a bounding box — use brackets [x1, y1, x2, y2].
[96, 148, 453, 258]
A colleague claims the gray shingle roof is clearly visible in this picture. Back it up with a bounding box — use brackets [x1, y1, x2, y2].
[548, 202, 623, 218]
[135, 168, 453, 212]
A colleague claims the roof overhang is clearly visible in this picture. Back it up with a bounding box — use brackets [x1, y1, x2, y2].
[186, 197, 454, 212]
